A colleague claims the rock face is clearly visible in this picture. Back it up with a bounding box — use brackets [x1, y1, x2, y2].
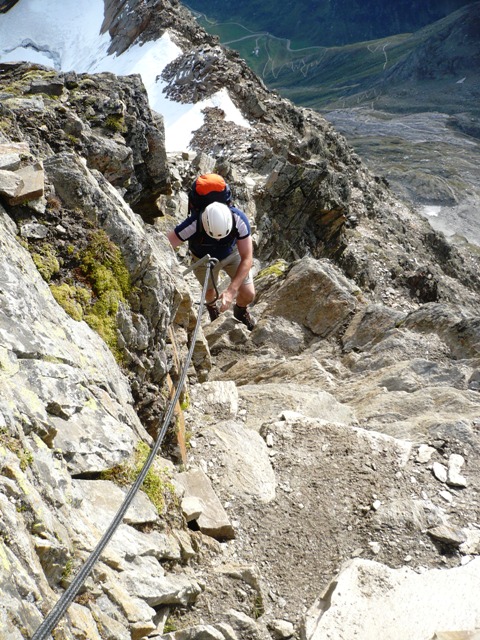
[0, 63, 169, 217]
[0, 3, 479, 640]
[304, 558, 480, 640]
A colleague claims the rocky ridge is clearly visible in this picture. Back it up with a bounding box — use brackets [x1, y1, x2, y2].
[187, 0, 480, 251]
[0, 3, 480, 640]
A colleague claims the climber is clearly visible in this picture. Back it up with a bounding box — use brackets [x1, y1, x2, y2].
[167, 173, 256, 330]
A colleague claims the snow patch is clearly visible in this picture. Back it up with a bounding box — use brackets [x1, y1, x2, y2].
[421, 205, 441, 217]
[0, 0, 111, 72]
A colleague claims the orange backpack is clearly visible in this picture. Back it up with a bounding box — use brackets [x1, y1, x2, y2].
[189, 173, 232, 214]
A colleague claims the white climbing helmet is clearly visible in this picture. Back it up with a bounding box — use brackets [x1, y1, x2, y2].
[201, 202, 233, 239]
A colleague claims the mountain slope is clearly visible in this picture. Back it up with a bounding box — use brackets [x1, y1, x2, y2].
[326, 2, 480, 116]
[183, 0, 477, 47]
[1, 1, 480, 639]
[187, 1, 480, 246]
[1, 60, 480, 639]
[190, 1, 480, 115]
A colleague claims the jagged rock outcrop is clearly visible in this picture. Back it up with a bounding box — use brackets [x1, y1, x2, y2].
[102, 0, 214, 56]
[0, 3, 480, 640]
[0, 63, 169, 216]
[157, 29, 480, 313]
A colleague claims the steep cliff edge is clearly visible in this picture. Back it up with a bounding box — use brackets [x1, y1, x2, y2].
[0, 3, 480, 639]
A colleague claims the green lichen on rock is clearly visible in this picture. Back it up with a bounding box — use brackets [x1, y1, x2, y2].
[83, 311, 122, 361]
[22, 70, 57, 82]
[255, 259, 288, 280]
[80, 229, 131, 299]
[180, 391, 190, 411]
[0, 428, 34, 471]
[0, 116, 14, 133]
[77, 230, 131, 360]
[3, 69, 57, 96]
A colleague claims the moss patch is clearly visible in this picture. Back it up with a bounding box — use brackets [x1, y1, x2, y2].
[50, 283, 91, 322]
[78, 230, 131, 360]
[100, 441, 176, 515]
[46, 229, 131, 362]
[255, 259, 288, 280]
[3, 69, 57, 96]
[105, 114, 127, 133]
[32, 244, 60, 282]
[80, 229, 131, 299]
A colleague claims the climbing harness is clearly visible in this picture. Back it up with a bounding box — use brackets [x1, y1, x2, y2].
[31, 256, 219, 640]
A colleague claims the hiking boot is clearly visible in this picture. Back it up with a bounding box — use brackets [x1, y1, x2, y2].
[206, 302, 220, 322]
[233, 304, 256, 331]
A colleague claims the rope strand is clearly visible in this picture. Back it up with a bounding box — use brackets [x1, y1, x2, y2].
[31, 257, 217, 640]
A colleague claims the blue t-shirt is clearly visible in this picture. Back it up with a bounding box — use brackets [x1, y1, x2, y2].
[174, 206, 251, 260]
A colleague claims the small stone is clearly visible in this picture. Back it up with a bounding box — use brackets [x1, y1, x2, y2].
[439, 490, 453, 503]
[368, 541, 381, 554]
[372, 500, 382, 511]
[0, 169, 22, 197]
[432, 462, 448, 483]
[428, 524, 467, 547]
[266, 433, 274, 447]
[181, 496, 204, 522]
[20, 222, 49, 239]
[447, 454, 467, 488]
[7, 162, 44, 205]
[416, 444, 435, 463]
[459, 529, 480, 555]
[268, 619, 295, 639]
[0, 153, 21, 171]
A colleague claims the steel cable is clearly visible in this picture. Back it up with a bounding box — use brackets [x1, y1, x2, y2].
[31, 257, 217, 640]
